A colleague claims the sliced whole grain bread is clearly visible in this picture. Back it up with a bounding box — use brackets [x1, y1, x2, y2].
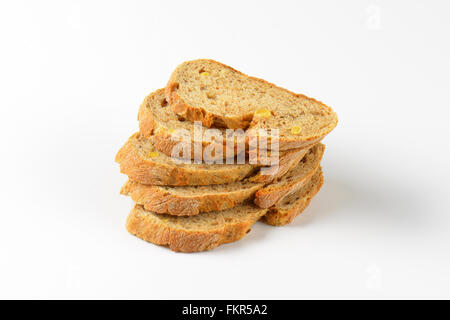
[138, 88, 307, 160]
[115, 132, 258, 186]
[165, 59, 338, 149]
[126, 203, 267, 252]
[120, 144, 322, 215]
[264, 168, 324, 226]
[116, 133, 310, 186]
[253, 143, 324, 208]
[125, 169, 324, 252]
[121, 179, 263, 216]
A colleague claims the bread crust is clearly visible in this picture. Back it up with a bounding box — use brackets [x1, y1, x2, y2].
[248, 147, 308, 184]
[119, 146, 312, 216]
[121, 180, 262, 216]
[165, 59, 338, 149]
[116, 131, 312, 188]
[124, 170, 323, 251]
[264, 169, 324, 226]
[254, 144, 324, 208]
[115, 133, 258, 186]
[126, 205, 267, 252]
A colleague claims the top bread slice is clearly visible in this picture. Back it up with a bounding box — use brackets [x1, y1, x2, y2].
[166, 59, 338, 149]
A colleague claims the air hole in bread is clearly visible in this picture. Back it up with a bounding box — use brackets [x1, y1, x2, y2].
[160, 99, 168, 107]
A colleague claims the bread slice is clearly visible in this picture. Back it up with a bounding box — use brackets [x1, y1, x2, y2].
[138, 88, 308, 161]
[115, 133, 258, 186]
[125, 169, 324, 252]
[116, 132, 311, 186]
[121, 179, 263, 216]
[253, 143, 324, 208]
[126, 203, 267, 252]
[264, 168, 324, 226]
[166, 59, 338, 149]
[120, 144, 321, 215]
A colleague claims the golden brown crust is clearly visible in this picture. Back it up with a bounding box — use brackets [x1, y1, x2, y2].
[115, 133, 258, 186]
[137, 95, 158, 138]
[126, 208, 222, 252]
[119, 147, 311, 216]
[121, 180, 262, 216]
[249, 135, 323, 151]
[126, 205, 267, 252]
[254, 144, 324, 208]
[248, 147, 308, 184]
[264, 169, 324, 226]
[116, 131, 310, 188]
[254, 167, 317, 208]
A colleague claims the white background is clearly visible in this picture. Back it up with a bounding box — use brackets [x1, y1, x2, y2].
[0, 0, 449, 299]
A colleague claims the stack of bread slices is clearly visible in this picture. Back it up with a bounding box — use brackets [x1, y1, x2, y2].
[116, 59, 338, 252]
